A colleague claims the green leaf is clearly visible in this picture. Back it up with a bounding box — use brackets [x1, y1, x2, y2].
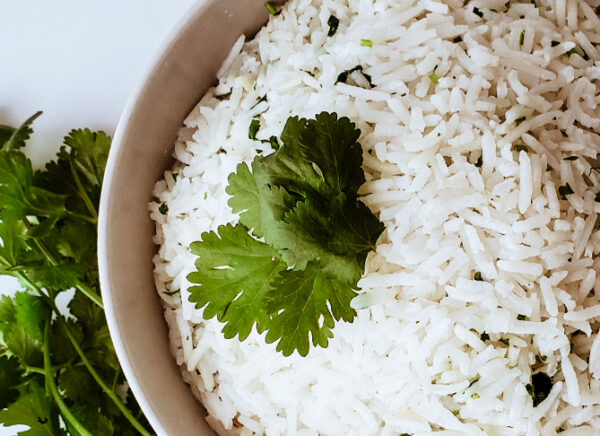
[187, 224, 286, 340]
[192, 112, 384, 356]
[0, 295, 16, 326]
[22, 264, 81, 292]
[68, 292, 118, 371]
[48, 319, 83, 365]
[265, 263, 357, 356]
[0, 355, 23, 409]
[3, 324, 43, 367]
[63, 128, 110, 188]
[291, 112, 364, 196]
[274, 194, 383, 282]
[0, 125, 16, 146]
[14, 292, 51, 341]
[226, 160, 297, 238]
[0, 211, 28, 267]
[70, 404, 115, 436]
[0, 150, 66, 218]
[0, 380, 54, 435]
[2, 111, 42, 151]
[55, 219, 96, 264]
[58, 365, 99, 405]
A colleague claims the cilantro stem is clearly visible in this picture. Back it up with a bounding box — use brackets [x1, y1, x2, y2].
[112, 366, 121, 392]
[74, 281, 103, 309]
[58, 317, 153, 436]
[68, 157, 98, 222]
[66, 210, 97, 224]
[43, 319, 93, 436]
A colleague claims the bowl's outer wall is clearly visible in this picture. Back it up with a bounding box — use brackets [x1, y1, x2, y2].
[99, 1, 284, 434]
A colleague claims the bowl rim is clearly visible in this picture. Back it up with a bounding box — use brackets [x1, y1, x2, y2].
[97, 1, 212, 434]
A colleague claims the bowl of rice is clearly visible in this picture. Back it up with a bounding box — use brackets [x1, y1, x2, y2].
[99, 0, 600, 435]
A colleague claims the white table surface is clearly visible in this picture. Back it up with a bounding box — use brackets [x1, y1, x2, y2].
[0, 1, 197, 433]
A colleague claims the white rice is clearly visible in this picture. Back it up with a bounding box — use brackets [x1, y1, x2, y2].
[150, 0, 600, 434]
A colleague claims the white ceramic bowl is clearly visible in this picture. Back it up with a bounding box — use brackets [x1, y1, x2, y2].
[98, 1, 282, 434]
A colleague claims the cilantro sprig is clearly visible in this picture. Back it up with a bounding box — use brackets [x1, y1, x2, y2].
[0, 114, 152, 435]
[188, 112, 384, 356]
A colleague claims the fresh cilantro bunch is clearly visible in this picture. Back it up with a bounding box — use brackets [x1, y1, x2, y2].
[187, 112, 384, 356]
[0, 113, 152, 435]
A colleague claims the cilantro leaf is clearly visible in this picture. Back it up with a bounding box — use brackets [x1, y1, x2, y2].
[191, 112, 383, 356]
[226, 161, 262, 234]
[265, 263, 357, 356]
[290, 112, 364, 195]
[0, 380, 55, 435]
[14, 292, 51, 342]
[0, 295, 16, 327]
[0, 355, 22, 409]
[3, 324, 43, 367]
[62, 129, 110, 188]
[58, 365, 99, 404]
[0, 151, 66, 218]
[0, 211, 28, 267]
[227, 160, 297, 238]
[70, 405, 115, 436]
[274, 194, 383, 282]
[1, 111, 42, 151]
[68, 292, 119, 372]
[0, 116, 153, 434]
[187, 224, 286, 340]
[0, 125, 15, 146]
[22, 264, 81, 292]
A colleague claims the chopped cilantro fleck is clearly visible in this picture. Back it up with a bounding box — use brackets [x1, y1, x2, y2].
[526, 372, 553, 406]
[452, 410, 460, 416]
[471, 392, 480, 399]
[249, 118, 260, 140]
[566, 47, 579, 57]
[513, 144, 528, 153]
[517, 314, 526, 320]
[474, 271, 483, 281]
[327, 15, 339, 37]
[519, 30, 525, 46]
[514, 116, 526, 126]
[429, 73, 440, 84]
[159, 203, 169, 215]
[499, 338, 510, 346]
[361, 39, 373, 47]
[480, 332, 490, 341]
[505, 1, 511, 10]
[335, 65, 374, 87]
[558, 183, 574, 197]
[540, 355, 547, 361]
[563, 156, 578, 161]
[265, 2, 281, 15]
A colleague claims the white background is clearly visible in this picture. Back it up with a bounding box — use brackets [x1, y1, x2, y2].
[0, 1, 197, 434]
